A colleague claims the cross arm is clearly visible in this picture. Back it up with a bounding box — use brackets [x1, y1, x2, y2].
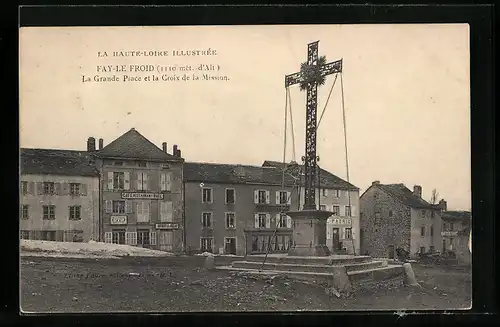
[320, 59, 343, 77]
[285, 72, 303, 87]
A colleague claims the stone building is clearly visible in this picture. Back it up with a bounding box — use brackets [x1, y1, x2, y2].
[184, 160, 359, 256]
[359, 181, 442, 259]
[20, 148, 100, 242]
[90, 128, 185, 253]
[439, 200, 471, 264]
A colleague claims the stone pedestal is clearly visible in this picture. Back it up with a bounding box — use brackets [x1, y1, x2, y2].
[287, 209, 333, 257]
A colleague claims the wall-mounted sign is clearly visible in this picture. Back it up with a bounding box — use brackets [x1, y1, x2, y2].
[441, 231, 458, 237]
[155, 223, 179, 230]
[121, 192, 164, 200]
[110, 215, 127, 225]
[330, 218, 352, 226]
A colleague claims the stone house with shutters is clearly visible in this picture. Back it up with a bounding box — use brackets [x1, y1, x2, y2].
[359, 181, 442, 259]
[19, 148, 100, 242]
[183, 160, 359, 256]
[439, 201, 471, 264]
[90, 128, 185, 253]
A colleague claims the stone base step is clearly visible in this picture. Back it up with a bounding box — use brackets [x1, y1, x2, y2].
[231, 260, 387, 273]
[347, 265, 405, 283]
[244, 254, 372, 266]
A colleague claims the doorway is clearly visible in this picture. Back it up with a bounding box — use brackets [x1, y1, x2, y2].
[332, 228, 341, 251]
[387, 245, 395, 259]
[159, 231, 173, 252]
[225, 237, 237, 255]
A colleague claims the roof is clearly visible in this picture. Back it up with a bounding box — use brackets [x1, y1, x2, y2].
[374, 183, 438, 210]
[95, 128, 182, 162]
[441, 210, 472, 222]
[184, 160, 359, 190]
[20, 148, 99, 177]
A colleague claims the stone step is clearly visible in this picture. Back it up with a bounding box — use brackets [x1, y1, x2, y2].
[244, 254, 372, 266]
[231, 260, 386, 273]
[347, 265, 404, 283]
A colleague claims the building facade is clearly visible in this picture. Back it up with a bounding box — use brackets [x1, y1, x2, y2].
[91, 128, 185, 253]
[184, 161, 359, 256]
[359, 182, 442, 259]
[20, 149, 100, 242]
[440, 201, 471, 264]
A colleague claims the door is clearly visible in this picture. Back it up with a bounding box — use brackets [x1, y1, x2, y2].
[159, 231, 173, 251]
[332, 228, 340, 251]
[225, 237, 236, 255]
[387, 245, 395, 259]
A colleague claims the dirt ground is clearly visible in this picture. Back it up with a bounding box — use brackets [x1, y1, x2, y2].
[19, 256, 472, 313]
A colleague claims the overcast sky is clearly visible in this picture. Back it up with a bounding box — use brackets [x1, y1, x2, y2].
[19, 24, 470, 210]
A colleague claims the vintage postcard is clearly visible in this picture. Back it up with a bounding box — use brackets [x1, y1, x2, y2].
[19, 24, 471, 313]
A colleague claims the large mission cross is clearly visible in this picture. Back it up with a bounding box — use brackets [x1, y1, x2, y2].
[285, 41, 342, 210]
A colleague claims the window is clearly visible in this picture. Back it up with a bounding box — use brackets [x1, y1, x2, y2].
[258, 190, 266, 204]
[69, 206, 81, 220]
[332, 189, 340, 197]
[202, 188, 212, 203]
[258, 213, 266, 228]
[137, 230, 150, 246]
[431, 211, 435, 218]
[114, 161, 124, 166]
[320, 204, 327, 211]
[112, 230, 126, 244]
[43, 182, 55, 195]
[21, 205, 29, 219]
[420, 246, 426, 254]
[64, 230, 84, 242]
[277, 213, 287, 228]
[113, 200, 126, 214]
[202, 212, 212, 228]
[279, 191, 288, 205]
[21, 181, 28, 195]
[70, 183, 80, 196]
[41, 231, 56, 241]
[136, 201, 150, 222]
[113, 172, 125, 190]
[374, 212, 381, 224]
[42, 205, 55, 220]
[201, 237, 213, 252]
[450, 223, 454, 231]
[322, 189, 327, 197]
[430, 226, 434, 237]
[421, 210, 426, 218]
[225, 189, 235, 204]
[137, 161, 147, 167]
[345, 228, 352, 239]
[332, 205, 340, 216]
[345, 206, 352, 217]
[225, 212, 235, 229]
[389, 210, 393, 217]
[420, 226, 425, 236]
[160, 172, 172, 192]
[137, 172, 149, 191]
[430, 246, 435, 252]
[251, 236, 258, 251]
[20, 230, 29, 240]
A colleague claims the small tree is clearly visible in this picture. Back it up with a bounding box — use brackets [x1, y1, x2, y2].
[430, 188, 439, 204]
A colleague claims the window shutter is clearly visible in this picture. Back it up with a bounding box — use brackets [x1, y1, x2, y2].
[27, 182, 34, 195]
[275, 191, 280, 205]
[166, 172, 172, 192]
[150, 232, 157, 245]
[145, 201, 150, 222]
[125, 201, 133, 214]
[265, 191, 270, 204]
[275, 213, 280, 227]
[327, 227, 332, 239]
[287, 191, 291, 204]
[265, 213, 271, 228]
[143, 174, 149, 191]
[325, 189, 328, 196]
[80, 183, 87, 196]
[166, 201, 173, 222]
[36, 182, 44, 195]
[254, 214, 259, 228]
[107, 172, 113, 190]
[105, 200, 112, 213]
[124, 172, 130, 190]
[160, 173, 166, 191]
[340, 205, 345, 217]
[351, 205, 356, 217]
[160, 201, 166, 222]
[54, 183, 62, 195]
[136, 172, 143, 190]
[136, 203, 142, 222]
[287, 216, 292, 228]
[104, 232, 112, 243]
[254, 190, 258, 204]
[61, 183, 69, 195]
[131, 232, 137, 245]
[125, 232, 131, 245]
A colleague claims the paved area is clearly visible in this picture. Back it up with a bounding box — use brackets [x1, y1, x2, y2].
[20, 256, 471, 313]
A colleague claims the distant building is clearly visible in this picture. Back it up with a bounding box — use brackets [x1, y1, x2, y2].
[184, 160, 359, 256]
[439, 200, 471, 264]
[359, 182, 442, 259]
[20, 149, 100, 242]
[91, 128, 185, 253]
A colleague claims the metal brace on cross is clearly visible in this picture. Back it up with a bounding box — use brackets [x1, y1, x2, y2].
[285, 41, 342, 210]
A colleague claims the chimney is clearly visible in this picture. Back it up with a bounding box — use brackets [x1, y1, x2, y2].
[98, 138, 104, 150]
[413, 185, 422, 198]
[173, 144, 178, 156]
[162, 142, 167, 153]
[372, 180, 380, 186]
[177, 149, 181, 158]
[439, 199, 447, 211]
[87, 137, 96, 152]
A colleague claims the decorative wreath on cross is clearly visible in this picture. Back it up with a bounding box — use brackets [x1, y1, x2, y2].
[299, 55, 327, 91]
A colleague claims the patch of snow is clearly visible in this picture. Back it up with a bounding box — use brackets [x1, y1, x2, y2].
[195, 252, 215, 256]
[20, 240, 174, 258]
